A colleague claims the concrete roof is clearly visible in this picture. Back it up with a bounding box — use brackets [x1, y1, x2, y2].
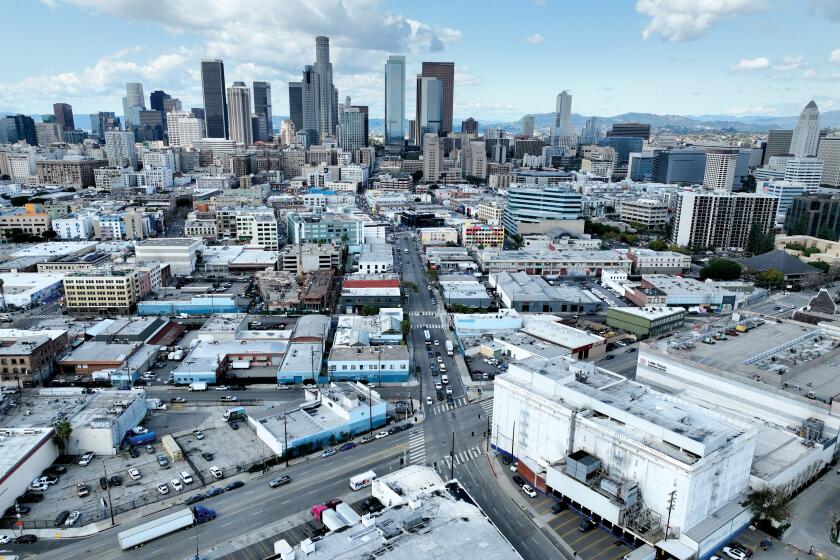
[608, 306, 685, 320]
[11, 241, 97, 258]
[0, 428, 54, 483]
[59, 341, 144, 364]
[328, 345, 408, 361]
[493, 271, 602, 304]
[520, 315, 604, 350]
[136, 238, 201, 247]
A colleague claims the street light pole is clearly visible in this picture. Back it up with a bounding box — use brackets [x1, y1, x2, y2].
[283, 410, 289, 468]
[450, 431, 455, 480]
[102, 459, 115, 526]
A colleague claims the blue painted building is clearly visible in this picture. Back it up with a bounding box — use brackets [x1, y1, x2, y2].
[138, 296, 241, 316]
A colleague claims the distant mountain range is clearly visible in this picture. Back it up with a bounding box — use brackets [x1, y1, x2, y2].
[9, 109, 838, 137]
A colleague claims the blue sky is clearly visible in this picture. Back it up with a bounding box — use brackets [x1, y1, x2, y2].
[2, 0, 839, 121]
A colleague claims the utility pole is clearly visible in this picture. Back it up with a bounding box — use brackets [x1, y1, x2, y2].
[102, 459, 115, 526]
[664, 482, 677, 540]
[283, 411, 289, 468]
[368, 385, 373, 434]
[486, 416, 491, 452]
[511, 420, 516, 459]
[450, 431, 455, 480]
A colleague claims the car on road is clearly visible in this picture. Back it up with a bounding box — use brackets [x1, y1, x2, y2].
[269, 475, 291, 488]
[578, 519, 595, 532]
[427, 351, 433, 358]
[65, 510, 81, 526]
[375, 431, 389, 439]
[173, 396, 187, 403]
[434, 339, 440, 346]
[76, 482, 89, 498]
[435, 382, 442, 390]
[340, 442, 356, 451]
[185, 494, 204, 505]
[359, 434, 375, 444]
[128, 468, 141, 481]
[512, 474, 526, 486]
[445, 386, 453, 395]
[54, 510, 70, 526]
[145, 444, 155, 454]
[205, 487, 224, 498]
[626, 348, 637, 353]
[276, 384, 291, 390]
[322, 448, 337, 457]
[302, 383, 317, 389]
[522, 484, 537, 498]
[225, 480, 244, 491]
[15, 534, 37, 544]
[157, 484, 169, 495]
[193, 430, 205, 440]
[157, 454, 169, 467]
[170, 479, 183, 492]
[220, 395, 237, 402]
[0, 534, 10, 544]
[78, 451, 95, 466]
[215, 385, 229, 391]
[425, 396, 432, 405]
[722, 548, 747, 560]
[99, 476, 108, 490]
[109, 475, 123, 487]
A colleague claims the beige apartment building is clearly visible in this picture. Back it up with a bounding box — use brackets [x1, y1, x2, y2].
[36, 159, 107, 187]
[62, 268, 140, 314]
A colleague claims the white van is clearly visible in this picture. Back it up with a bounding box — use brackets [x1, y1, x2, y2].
[441, 375, 449, 384]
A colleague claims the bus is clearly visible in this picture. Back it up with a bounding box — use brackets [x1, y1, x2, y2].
[423, 330, 431, 345]
[349, 470, 377, 491]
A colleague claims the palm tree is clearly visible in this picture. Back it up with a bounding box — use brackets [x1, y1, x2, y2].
[53, 420, 73, 456]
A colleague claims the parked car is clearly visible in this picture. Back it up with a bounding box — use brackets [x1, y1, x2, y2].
[78, 451, 95, 466]
[522, 484, 537, 498]
[157, 454, 169, 467]
[215, 385, 229, 391]
[19, 492, 44, 503]
[109, 475, 123, 487]
[128, 447, 140, 458]
[210, 466, 223, 480]
[76, 482, 89, 498]
[205, 487, 224, 498]
[98, 476, 107, 490]
[359, 434, 375, 444]
[157, 484, 169, 495]
[170, 479, 183, 492]
[54, 510, 70, 527]
[512, 474, 526, 486]
[0, 534, 11, 543]
[184, 494, 204, 505]
[269, 475, 291, 488]
[225, 480, 244, 491]
[220, 395, 237, 402]
[229, 421, 239, 430]
[339, 442, 356, 451]
[578, 519, 595, 532]
[15, 534, 37, 544]
[322, 448, 337, 457]
[145, 444, 155, 454]
[65, 510, 81, 526]
[193, 430, 205, 440]
[722, 548, 747, 560]
[179, 471, 193, 484]
[550, 502, 566, 514]
[375, 431, 389, 439]
[128, 468, 141, 481]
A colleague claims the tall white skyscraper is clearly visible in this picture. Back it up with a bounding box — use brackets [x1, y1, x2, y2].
[422, 133, 442, 182]
[521, 115, 535, 138]
[314, 36, 338, 138]
[226, 81, 253, 145]
[122, 82, 145, 128]
[166, 111, 203, 148]
[418, 76, 443, 144]
[104, 130, 137, 169]
[703, 149, 739, 190]
[385, 55, 406, 147]
[551, 91, 574, 148]
[338, 97, 365, 152]
[790, 100, 820, 158]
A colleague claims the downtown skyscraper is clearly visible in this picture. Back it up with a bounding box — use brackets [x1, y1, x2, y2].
[52, 103, 74, 132]
[252, 81, 273, 142]
[201, 59, 229, 139]
[314, 36, 338, 138]
[226, 81, 253, 145]
[790, 100, 820, 158]
[384, 55, 406, 148]
[122, 82, 145, 128]
[419, 62, 454, 134]
[551, 90, 574, 148]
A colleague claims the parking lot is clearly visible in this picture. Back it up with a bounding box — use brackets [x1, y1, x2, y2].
[546, 507, 632, 560]
[175, 418, 273, 481]
[465, 354, 505, 381]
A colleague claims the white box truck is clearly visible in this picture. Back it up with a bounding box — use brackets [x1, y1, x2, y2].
[188, 382, 207, 392]
[117, 506, 216, 550]
[445, 340, 454, 356]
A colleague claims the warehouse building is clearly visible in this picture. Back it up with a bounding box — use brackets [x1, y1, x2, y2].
[606, 307, 686, 337]
[489, 271, 603, 314]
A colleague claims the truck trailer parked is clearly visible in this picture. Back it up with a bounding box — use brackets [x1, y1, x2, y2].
[117, 506, 216, 550]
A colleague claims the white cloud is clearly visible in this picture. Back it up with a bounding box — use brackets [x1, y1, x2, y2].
[830, 49, 840, 64]
[725, 104, 777, 115]
[773, 56, 804, 71]
[18, 0, 462, 115]
[636, 0, 767, 42]
[523, 33, 544, 45]
[730, 57, 770, 71]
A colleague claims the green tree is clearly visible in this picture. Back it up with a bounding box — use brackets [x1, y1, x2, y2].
[360, 305, 379, 316]
[510, 234, 524, 249]
[810, 260, 830, 273]
[400, 317, 411, 339]
[10, 195, 29, 207]
[53, 420, 73, 455]
[411, 170, 423, 183]
[445, 241, 458, 247]
[647, 239, 669, 251]
[759, 229, 776, 254]
[746, 486, 790, 523]
[756, 268, 785, 287]
[817, 226, 839, 242]
[746, 223, 766, 255]
[700, 259, 742, 281]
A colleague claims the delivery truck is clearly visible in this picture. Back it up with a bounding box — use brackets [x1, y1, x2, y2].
[188, 382, 207, 392]
[124, 431, 156, 447]
[117, 506, 216, 550]
[223, 406, 247, 421]
[445, 340, 454, 356]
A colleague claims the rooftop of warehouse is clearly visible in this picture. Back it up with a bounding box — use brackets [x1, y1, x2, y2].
[0, 428, 54, 481]
[0, 388, 146, 429]
[608, 306, 685, 320]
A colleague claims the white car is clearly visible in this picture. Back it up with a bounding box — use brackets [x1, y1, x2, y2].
[0, 535, 11, 544]
[446, 386, 453, 395]
[722, 548, 747, 560]
[437, 356, 443, 363]
[170, 479, 183, 492]
[28, 482, 49, 491]
[276, 384, 291, 390]
[131, 426, 148, 435]
[78, 451, 95, 466]
[31, 476, 57, 486]
[522, 484, 537, 498]
[435, 383, 443, 391]
[425, 396, 432, 405]
[215, 385, 229, 391]
[157, 483, 170, 495]
[179, 471, 194, 484]
[210, 466, 223, 480]
[220, 395, 237, 402]
[302, 383, 317, 389]
[434, 340, 440, 346]
[375, 431, 389, 439]
[128, 468, 141, 481]
[65, 511, 81, 526]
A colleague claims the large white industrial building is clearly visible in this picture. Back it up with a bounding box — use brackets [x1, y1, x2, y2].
[492, 355, 757, 559]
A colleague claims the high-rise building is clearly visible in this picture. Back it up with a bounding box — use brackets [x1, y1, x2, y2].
[606, 122, 651, 140]
[166, 111, 203, 148]
[416, 76, 443, 144]
[104, 130, 138, 169]
[314, 36, 338, 138]
[149, 90, 171, 112]
[420, 62, 454, 134]
[790, 100, 820, 158]
[338, 97, 365, 152]
[226, 81, 253, 145]
[53, 103, 75, 132]
[465, 140, 487, 179]
[352, 104, 369, 146]
[252, 81, 273, 142]
[163, 98, 182, 113]
[1, 114, 38, 145]
[385, 55, 406, 147]
[502, 185, 583, 235]
[288, 82, 303, 132]
[785, 194, 840, 238]
[422, 133, 442, 182]
[90, 112, 119, 140]
[35, 122, 62, 145]
[301, 66, 320, 142]
[671, 192, 778, 250]
[122, 83, 145, 128]
[784, 157, 824, 189]
[521, 115, 535, 138]
[703, 149, 739, 190]
[551, 91, 574, 148]
[762, 129, 793, 165]
[201, 59, 228, 139]
[817, 136, 840, 187]
[580, 117, 601, 145]
[461, 118, 478, 134]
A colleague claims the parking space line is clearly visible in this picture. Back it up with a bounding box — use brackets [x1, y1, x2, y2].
[553, 514, 582, 533]
[606, 546, 632, 560]
[575, 531, 613, 556]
